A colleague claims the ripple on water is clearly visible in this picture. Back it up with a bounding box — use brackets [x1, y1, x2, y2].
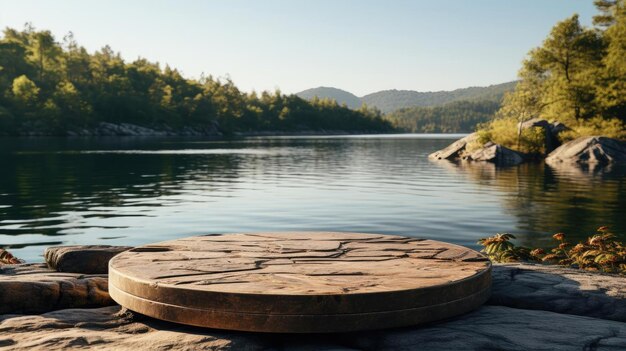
[0, 135, 624, 262]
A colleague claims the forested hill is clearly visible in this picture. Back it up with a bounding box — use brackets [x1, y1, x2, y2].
[360, 81, 517, 113]
[296, 87, 362, 109]
[0, 26, 392, 136]
[386, 100, 501, 133]
[296, 82, 517, 114]
[294, 83, 517, 133]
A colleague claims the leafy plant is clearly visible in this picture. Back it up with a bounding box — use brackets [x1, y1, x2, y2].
[477, 226, 626, 274]
[477, 233, 536, 263]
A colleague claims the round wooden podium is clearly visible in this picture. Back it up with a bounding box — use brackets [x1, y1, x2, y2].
[109, 232, 491, 333]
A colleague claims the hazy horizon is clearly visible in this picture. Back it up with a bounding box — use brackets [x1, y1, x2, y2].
[0, 0, 596, 95]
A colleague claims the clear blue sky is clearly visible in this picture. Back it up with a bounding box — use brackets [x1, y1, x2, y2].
[0, 0, 597, 96]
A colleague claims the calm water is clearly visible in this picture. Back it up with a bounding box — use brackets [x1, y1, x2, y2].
[1, 134, 624, 262]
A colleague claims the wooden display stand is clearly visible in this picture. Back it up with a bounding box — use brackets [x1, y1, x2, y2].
[109, 232, 491, 333]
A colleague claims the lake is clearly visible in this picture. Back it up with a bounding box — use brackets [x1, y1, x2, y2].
[1, 134, 624, 262]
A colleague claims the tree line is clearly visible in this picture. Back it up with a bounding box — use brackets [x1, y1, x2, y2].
[386, 100, 501, 133]
[0, 25, 392, 136]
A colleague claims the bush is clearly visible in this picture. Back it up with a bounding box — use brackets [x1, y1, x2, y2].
[478, 226, 626, 274]
[559, 116, 626, 142]
[474, 117, 546, 154]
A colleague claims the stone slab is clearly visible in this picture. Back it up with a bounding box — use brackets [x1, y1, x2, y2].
[45, 245, 132, 274]
[1, 305, 625, 350]
[109, 232, 491, 332]
[0, 263, 113, 314]
[490, 263, 626, 322]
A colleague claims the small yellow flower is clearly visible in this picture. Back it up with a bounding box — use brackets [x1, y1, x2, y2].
[553, 233, 565, 241]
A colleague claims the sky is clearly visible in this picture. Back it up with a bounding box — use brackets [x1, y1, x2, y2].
[0, 0, 598, 96]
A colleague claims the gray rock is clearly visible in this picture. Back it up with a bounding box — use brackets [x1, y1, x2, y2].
[45, 245, 132, 274]
[2, 261, 626, 349]
[546, 136, 626, 166]
[428, 132, 478, 160]
[1, 305, 625, 350]
[465, 142, 525, 166]
[518, 117, 552, 130]
[0, 306, 268, 351]
[550, 121, 569, 135]
[0, 264, 113, 314]
[83, 121, 221, 137]
[517, 118, 570, 154]
[490, 264, 626, 322]
[348, 306, 626, 350]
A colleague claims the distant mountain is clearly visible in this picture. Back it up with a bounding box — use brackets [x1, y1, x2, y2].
[386, 100, 501, 133]
[361, 81, 517, 113]
[296, 82, 517, 114]
[296, 87, 363, 109]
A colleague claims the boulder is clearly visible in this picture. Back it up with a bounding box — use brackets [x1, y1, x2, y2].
[0, 263, 113, 314]
[45, 245, 132, 274]
[518, 117, 551, 130]
[490, 264, 626, 322]
[465, 142, 525, 166]
[550, 121, 569, 135]
[1, 305, 626, 350]
[518, 118, 569, 154]
[428, 133, 478, 160]
[546, 136, 626, 166]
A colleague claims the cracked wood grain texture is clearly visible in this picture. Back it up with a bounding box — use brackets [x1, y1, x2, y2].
[109, 232, 491, 332]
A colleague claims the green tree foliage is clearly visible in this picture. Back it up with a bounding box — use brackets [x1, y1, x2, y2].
[11, 75, 39, 104]
[597, 1, 626, 118]
[0, 25, 392, 135]
[386, 100, 500, 133]
[482, 1, 626, 149]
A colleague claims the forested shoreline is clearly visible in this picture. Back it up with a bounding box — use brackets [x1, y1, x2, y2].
[2, 0, 623, 138]
[0, 26, 392, 136]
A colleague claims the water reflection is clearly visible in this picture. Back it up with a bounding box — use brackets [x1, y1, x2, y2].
[0, 135, 624, 262]
[430, 159, 626, 247]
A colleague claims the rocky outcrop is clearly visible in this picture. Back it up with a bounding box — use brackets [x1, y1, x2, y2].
[45, 245, 132, 274]
[546, 136, 626, 166]
[3, 245, 626, 350]
[491, 263, 626, 322]
[66, 121, 222, 137]
[0, 264, 113, 314]
[518, 118, 569, 154]
[428, 132, 478, 160]
[348, 306, 626, 351]
[1, 305, 625, 350]
[464, 142, 525, 166]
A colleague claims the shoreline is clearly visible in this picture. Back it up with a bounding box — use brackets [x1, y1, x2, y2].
[0, 130, 472, 139]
